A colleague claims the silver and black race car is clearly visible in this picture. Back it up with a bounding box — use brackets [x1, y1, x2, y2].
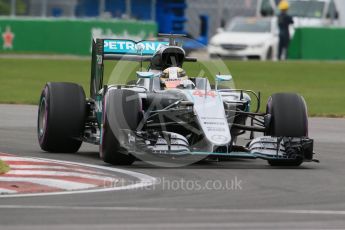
[37, 34, 316, 167]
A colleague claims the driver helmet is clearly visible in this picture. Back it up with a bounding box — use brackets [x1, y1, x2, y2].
[160, 67, 188, 89]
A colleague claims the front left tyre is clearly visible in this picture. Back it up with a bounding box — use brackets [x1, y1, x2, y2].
[37, 82, 86, 153]
[265, 93, 308, 166]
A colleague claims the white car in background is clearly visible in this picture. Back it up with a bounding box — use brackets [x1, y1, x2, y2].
[208, 17, 279, 61]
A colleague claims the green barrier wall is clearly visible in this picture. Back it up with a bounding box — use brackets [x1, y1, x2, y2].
[0, 18, 157, 55]
[289, 27, 345, 60]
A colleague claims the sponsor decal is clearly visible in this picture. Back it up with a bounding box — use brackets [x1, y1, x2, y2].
[200, 117, 224, 120]
[128, 134, 136, 144]
[211, 135, 228, 143]
[164, 79, 181, 89]
[90, 27, 156, 53]
[96, 55, 103, 64]
[2, 26, 15, 50]
[95, 98, 102, 113]
[192, 90, 217, 98]
[103, 39, 168, 55]
[204, 121, 226, 126]
[207, 127, 226, 132]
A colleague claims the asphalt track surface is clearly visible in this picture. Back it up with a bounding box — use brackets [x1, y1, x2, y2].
[1, 104, 345, 229]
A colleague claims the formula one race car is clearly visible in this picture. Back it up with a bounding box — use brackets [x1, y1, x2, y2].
[37, 34, 316, 167]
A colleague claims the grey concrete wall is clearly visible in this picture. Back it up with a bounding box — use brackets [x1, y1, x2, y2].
[186, 0, 258, 39]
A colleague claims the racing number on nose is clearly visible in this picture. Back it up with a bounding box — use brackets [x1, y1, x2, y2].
[193, 90, 217, 98]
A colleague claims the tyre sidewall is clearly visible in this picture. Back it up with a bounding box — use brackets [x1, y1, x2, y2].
[37, 82, 86, 152]
[266, 93, 308, 137]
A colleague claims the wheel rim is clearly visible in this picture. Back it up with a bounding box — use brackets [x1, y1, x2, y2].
[38, 97, 47, 138]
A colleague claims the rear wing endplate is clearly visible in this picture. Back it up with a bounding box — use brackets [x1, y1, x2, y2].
[90, 39, 169, 98]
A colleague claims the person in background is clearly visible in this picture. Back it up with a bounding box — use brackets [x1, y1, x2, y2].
[277, 0, 293, 60]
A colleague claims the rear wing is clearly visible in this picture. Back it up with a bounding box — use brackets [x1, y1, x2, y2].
[90, 38, 197, 99]
[95, 38, 169, 61]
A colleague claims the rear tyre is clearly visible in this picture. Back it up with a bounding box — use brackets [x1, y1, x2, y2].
[37, 82, 86, 153]
[265, 93, 308, 166]
[100, 89, 140, 165]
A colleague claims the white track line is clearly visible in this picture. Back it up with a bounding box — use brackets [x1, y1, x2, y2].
[0, 156, 53, 162]
[10, 165, 75, 169]
[9, 165, 106, 174]
[0, 157, 157, 198]
[0, 188, 17, 194]
[0, 177, 95, 190]
[7, 170, 117, 182]
[0, 205, 345, 216]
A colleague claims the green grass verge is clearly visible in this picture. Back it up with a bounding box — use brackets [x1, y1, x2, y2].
[0, 58, 344, 116]
[0, 160, 9, 175]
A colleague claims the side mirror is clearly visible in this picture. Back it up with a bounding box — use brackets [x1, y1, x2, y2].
[136, 71, 155, 79]
[216, 74, 232, 81]
[215, 74, 232, 90]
